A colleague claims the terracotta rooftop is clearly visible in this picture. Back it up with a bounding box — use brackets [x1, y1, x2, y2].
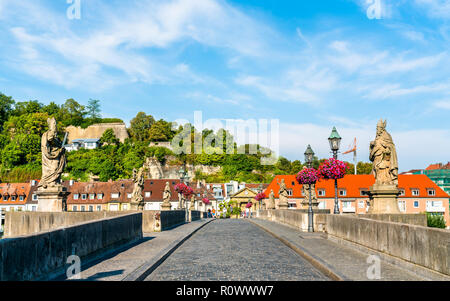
[264, 174, 449, 199]
[0, 183, 31, 205]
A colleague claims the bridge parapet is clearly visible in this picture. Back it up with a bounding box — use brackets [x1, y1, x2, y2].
[327, 214, 449, 276]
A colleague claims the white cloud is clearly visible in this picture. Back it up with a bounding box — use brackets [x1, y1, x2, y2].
[414, 0, 450, 19]
[434, 99, 450, 109]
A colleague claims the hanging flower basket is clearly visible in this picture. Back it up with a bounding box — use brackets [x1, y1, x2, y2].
[174, 183, 194, 198]
[254, 192, 266, 202]
[246, 202, 253, 209]
[202, 198, 210, 205]
[296, 168, 320, 184]
[318, 158, 348, 180]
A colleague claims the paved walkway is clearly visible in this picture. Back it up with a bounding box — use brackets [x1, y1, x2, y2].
[145, 219, 329, 281]
[65, 219, 211, 281]
[250, 219, 450, 281]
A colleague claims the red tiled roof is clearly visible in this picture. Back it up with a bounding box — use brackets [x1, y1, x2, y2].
[264, 174, 449, 199]
[0, 183, 31, 205]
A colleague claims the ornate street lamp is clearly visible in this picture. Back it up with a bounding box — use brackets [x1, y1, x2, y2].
[328, 127, 342, 214]
[304, 145, 315, 232]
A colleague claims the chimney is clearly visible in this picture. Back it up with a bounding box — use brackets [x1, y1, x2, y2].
[70, 180, 75, 186]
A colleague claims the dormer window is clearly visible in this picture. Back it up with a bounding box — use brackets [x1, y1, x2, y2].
[411, 189, 420, 196]
[399, 189, 405, 196]
[339, 189, 347, 197]
[111, 193, 120, 199]
[287, 189, 293, 196]
[73, 194, 79, 200]
[360, 189, 369, 196]
[318, 189, 326, 197]
[427, 189, 435, 196]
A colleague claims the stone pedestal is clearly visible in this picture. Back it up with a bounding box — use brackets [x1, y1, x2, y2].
[130, 202, 144, 211]
[368, 184, 401, 214]
[278, 199, 289, 210]
[36, 186, 69, 212]
[299, 200, 320, 210]
[161, 202, 172, 211]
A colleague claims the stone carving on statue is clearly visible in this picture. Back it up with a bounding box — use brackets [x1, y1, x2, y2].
[277, 179, 289, 209]
[38, 118, 66, 190]
[131, 167, 145, 210]
[161, 182, 172, 210]
[370, 119, 399, 186]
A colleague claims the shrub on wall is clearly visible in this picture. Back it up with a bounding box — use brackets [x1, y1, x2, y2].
[426, 213, 446, 229]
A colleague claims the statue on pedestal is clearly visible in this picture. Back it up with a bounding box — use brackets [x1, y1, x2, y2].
[368, 119, 401, 214]
[265, 189, 276, 210]
[190, 194, 196, 210]
[370, 119, 399, 186]
[301, 183, 318, 210]
[161, 182, 172, 211]
[277, 179, 289, 209]
[38, 118, 66, 189]
[131, 167, 145, 210]
[37, 118, 69, 212]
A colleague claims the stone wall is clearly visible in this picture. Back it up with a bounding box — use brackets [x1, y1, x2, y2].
[66, 123, 129, 143]
[3, 211, 129, 238]
[360, 213, 427, 226]
[326, 214, 450, 276]
[160, 210, 186, 230]
[257, 209, 330, 232]
[146, 157, 221, 179]
[0, 213, 142, 280]
[190, 211, 201, 222]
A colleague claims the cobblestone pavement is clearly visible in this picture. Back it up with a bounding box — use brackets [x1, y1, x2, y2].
[68, 220, 211, 281]
[145, 219, 329, 281]
[250, 219, 450, 281]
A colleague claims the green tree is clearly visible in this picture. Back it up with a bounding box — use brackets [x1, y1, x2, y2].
[357, 162, 373, 175]
[148, 119, 174, 142]
[58, 98, 86, 127]
[291, 160, 304, 174]
[129, 112, 155, 142]
[87, 99, 101, 119]
[427, 213, 446, 229]
[13, 100, 43, 115]
[100, 128, 119, 146]
[0, 92, 15, 130]
[42, 102, 61, 116]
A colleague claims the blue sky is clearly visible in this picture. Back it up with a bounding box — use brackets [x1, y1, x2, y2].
[0, 0, 449, 172]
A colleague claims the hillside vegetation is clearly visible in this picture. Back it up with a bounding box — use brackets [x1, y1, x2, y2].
[0, 92, 373, 183]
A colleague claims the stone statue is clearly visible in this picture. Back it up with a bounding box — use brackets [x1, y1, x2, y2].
[370, 119, 398, 186]
[131, 167, 145, 210]
[277, 179, 289, 209]
[190, 194, 196, 210]
[301, 184, 318, 209]
[38, 118, 66, 189]
[266, 189, 276, 210]
[161, 182, 172, 211]
[368, 119, 401, 214]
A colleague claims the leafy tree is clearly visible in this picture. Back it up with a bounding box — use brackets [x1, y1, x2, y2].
[129, 112, 155, 142]
[275, 156, 291, 174]
[42, 102, 61, 116]
[100, 128, 119, 146]
[291, 160, 304, 174]
[87, 99, 101, 119]
[58, 98, 86, 127]
[357, 162, 373, 175]
[0, 92, 15, 130]
[148, 119, 174, 142]
[13, 100, 43, 115]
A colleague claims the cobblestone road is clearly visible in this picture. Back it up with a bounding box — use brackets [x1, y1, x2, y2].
[145, 219, 329, 281]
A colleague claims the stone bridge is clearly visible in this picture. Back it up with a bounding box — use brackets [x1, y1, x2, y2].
[0, 210, 449, 281]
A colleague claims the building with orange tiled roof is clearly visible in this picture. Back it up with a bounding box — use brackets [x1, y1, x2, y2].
[264, 174, 450, 227]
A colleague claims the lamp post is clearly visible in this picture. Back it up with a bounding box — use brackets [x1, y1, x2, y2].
[304, 145, 315, 233]
[328, 127, 342, 215]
